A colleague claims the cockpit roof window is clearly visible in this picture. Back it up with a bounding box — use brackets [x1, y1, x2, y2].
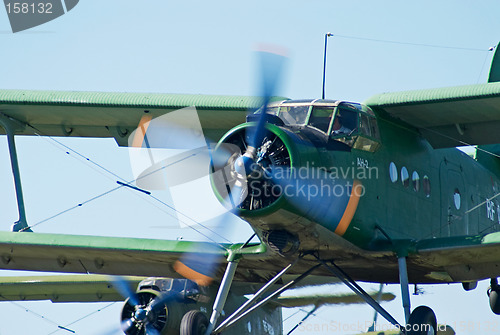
[260, 100, 377, 133]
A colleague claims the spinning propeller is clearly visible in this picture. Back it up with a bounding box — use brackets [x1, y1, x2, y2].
[173, 48, 288, 285]
[113, 276, 175, 335]
[127, 47, 288, 287]
[128, 45, 361, 288]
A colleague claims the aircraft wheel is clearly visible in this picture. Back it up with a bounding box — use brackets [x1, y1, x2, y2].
[406, 306, 437, 335]
[488, 287, 500, 314]
[180, 310, 209, 335]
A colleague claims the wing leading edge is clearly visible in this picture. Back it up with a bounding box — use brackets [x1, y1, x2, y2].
[0, 90, 287, 145]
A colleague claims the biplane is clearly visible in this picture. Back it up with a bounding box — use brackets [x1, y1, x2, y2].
[0, 46, 500, 335]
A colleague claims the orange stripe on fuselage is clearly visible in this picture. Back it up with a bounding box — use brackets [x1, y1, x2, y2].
[174, 260, 213, 286]
[131, 114, 153, 148]
[334, 180, 362, 236]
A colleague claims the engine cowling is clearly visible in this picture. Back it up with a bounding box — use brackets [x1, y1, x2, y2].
[211, 122, 322, 216]
[211, 122, 367, 249]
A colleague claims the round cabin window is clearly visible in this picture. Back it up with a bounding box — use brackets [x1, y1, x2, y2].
[412, 171, 420, 192]
[401, 167, 409, 188]
[389, 162, 398, 183]
[423, 175, 431, 197]
[454, 189, 461, 210]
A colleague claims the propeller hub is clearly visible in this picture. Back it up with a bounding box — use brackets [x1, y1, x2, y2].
[234, 155, 255, 177]
[134, 308, 148, 322]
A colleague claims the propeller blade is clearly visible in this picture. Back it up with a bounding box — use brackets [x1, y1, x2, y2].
[127, 48, 286, 288]
[149, 292, 176, 312]
[120, 318, 135, 334]
[172, 49, 287, 283]
[173, 183, 246, 286]
[173, 226, 229, 286]
[129, 107, 241, 191]
[248, 47, 287, 149]
[130, 107, 206, 150]
[112, 276, 140, 307]
[145, 324, 161, 335]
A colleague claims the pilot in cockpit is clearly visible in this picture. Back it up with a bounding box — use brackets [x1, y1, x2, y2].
[332, 113, 352, 135]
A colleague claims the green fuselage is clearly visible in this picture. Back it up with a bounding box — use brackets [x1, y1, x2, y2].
[216, 99, 500, 285]
[344, 116, 500, 245]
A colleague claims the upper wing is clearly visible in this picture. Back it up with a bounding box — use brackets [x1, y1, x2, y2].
[364, 82, 500, 148]
[0, 90, 287, 145]
[412, 231, 500, 282]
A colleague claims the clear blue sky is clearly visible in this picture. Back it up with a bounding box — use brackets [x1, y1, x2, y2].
[0, 1, 500, 334]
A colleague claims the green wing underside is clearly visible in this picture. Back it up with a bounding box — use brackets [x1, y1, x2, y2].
[0, 231, 342, 290]
[413, 231, 500, 282]
[0, 90, 286, 145]
[274, 292, 395, 308]
[0, 231, 251, 279]
[364, 81, 500, 148]
[0, 273, 393, 306]
[0, 275, 145, 302]
[1, 230, 500, 288]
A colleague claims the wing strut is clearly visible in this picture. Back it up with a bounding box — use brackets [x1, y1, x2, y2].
[213, 259, 298, 333]
[314, 256, 405, 331]
[0, 113, 32, 232]
[213, 261, 321, 334]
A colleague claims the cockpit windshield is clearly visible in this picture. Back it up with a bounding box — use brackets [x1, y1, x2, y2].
[277, 105, 309, 125]
[256, 100, 380, 152]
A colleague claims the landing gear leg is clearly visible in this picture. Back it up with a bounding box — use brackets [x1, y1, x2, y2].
[204, 252, 240, 335]
[398, 256, 411, 324]
[399, 256, 437, 335]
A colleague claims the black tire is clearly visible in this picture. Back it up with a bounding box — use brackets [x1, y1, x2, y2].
[180, 310, 209, 335]
[406, 306, 437, 335]
[489, 289, 500, 314]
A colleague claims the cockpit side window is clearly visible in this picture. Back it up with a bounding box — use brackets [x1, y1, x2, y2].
[278, 105, 309, 126]
[309, 106, 334, 133]
[331, 108, 357, 137]
[359, 113, 380, 140]
[360, 113, 371, 135]
[328, 104, 380, 152]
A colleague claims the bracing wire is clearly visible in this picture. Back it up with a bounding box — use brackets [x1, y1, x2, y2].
[46, 302, 117, 335]
[21, 124, 233, 247]
[0, 295, 75, 333]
